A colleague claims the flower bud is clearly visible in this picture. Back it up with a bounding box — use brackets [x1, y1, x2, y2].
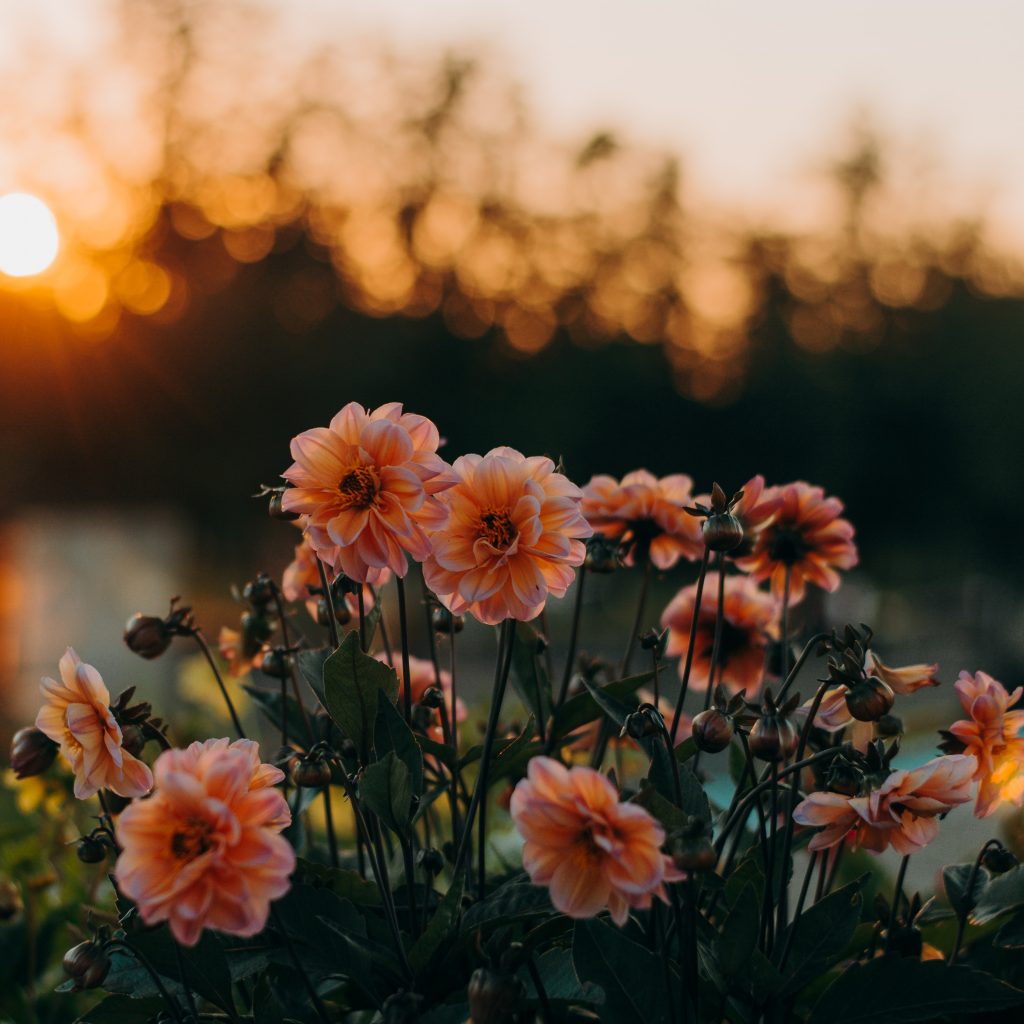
[418, 686, 445, 711]
[623, 706, 662, 741]
[430, 605, 464, 634]
[63, 940, 111, 991]
[670, 834, 717, 872]
[702, 512, 744, 552]
[268, 489, 300, 521]
[690, 708, 734, 753]
[76, 835, 108, 865]
[243, 576, 276, 608]
[844, 676, 895, 723]
[416, 847, 445, 875]
[411, 704, 437, 732]
[241, 611, 275, 656]
[123, 613, 172, 659]
[982, 844, 1019, 875]
[584, 536, 620, 574]
[877, 713, 903, 737]
[315, 597, 351, 627]
[467, 968, 524, 1024]
[748, 713, 799, 762]
[259, 647, 293, 680]
[119, 724, 146, 758]
[10, 727, 58, 779]
[381, 991, 421, 1024]
[824, 757, 863, 797]
[0, 881, 23, 921]
[290, 754, 332, 788]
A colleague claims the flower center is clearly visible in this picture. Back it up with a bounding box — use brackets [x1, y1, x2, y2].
[337, 465, 379, 510]
[170, 819, 214, 861]
[478, 507, 515, 549]
[767, 526, 811, 565]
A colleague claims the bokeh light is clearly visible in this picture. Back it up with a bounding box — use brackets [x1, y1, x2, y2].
[0, 192, 59, 277]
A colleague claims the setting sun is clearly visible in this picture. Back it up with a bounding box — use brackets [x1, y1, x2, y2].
[0, 192, 59, 277]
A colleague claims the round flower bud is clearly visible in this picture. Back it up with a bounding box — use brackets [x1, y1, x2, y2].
[877, 713, 903, 737]
[63, 940, 111, 991]
[290, 754, 332, 789]
[123, 613, 172, 659]
[702, 512, 744, 552]
[670, 835, 718, 872]
[243, 577, 276, 609]
[982, 844, 1019, 875]
[430, 606, 464, 634]
[241, 611, 275, 656]
[416, 847, 445, 875]
[748, 714, 799, 762]
[76, 835, 108, 865]
[844, 676, 895, 722]
[259, 648, 293, 680]
[0, 881, 23, 922]
[467, 968, 524, 1024]
[268, 490, 300, 521]
[10, 727, 58, 779]
[315, 597, 352, 628]
[825, 758, 863, 797]
[584, 537, 620, 574]
[119, 724, 146, 758]
[691, 708, 734, 753]
[418, 686, 445, 711]
[623, 707, 661, 741]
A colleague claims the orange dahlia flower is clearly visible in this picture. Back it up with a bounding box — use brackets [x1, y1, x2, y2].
[793, 753, 976, 855]
[282, 533, 389, 619]
[660, 572, 779, 694]
[35, 648, 153, 801]
[948, 671, 1024, 817]
[735, 481, 858, 603]
[281, 402, 456, 582]
[423, 447, 592, 625]
[510, 756, 683, 924]
[580, 470, 702, 569]
[114, 738, 294, 946]
[375, 653, 466, 744]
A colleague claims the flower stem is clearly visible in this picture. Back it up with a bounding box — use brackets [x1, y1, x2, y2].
[780, 565, 792, 680]
[777, 849, 819, 970]
[670, 548, 710, 744]
[395, 574, 414, 727]
[192, 631, 246, 739]
[174, 940, 200, 1022]
[272, 589, 316, 745]
[321, 787, 339, 868]
[949, 839, 1001, 965]
[452, 620, 515, 896]
[884, 854, 911, 954]
[315, 558, 340, 650]
[775, 632, 831, 701]
[108, 940, 184, 1023]
[553, 567, 586, 717]
[271, 906, 333, 1024]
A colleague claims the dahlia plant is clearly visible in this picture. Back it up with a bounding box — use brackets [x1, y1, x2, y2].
[5, 400, 1024, 1024]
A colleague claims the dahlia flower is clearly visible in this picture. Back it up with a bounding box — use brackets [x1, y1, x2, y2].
[35, 648, 153, 800]
[423, 447, 592, 625]
[114, 738, 294, 946]
[282, 533, 388, 619]
[947, 671, 1024, 817]
[580, 470, 702, 569]
[793, 753, 976, 855]
[510, 756, 683, 924]
[735, 481, 858, 603]
[660, 572, 779, 694]
[281, 402, 456, 582]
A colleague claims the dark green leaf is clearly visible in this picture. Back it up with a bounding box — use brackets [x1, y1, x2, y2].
[126, 929, 236, 1013]
[374, 689, 424, 796]
[778, 876, 865, 995]
[360, 751, 412, 834]
[550, 671, 654, 739]
[294, 857, 382, 906]
[943, 862, 989, 917]
[319, 632, 399, 757]
[995, 912, 1024, 948]
[243, 684, 312, 746]
[75, 996, 166, 1023]
[523, 947, 604, 1005]
[580, 675, 635, 727]
[461, 879, 553, 933]
[410, 874, 465, 975]
[252, 974, 292, 1024]
[297, 647, 330, 702]
[510, 621, 553, 727]
[489, 718, 540, 785]
[971, 863, 1024, 925]
[572, 918, 670, 1024]
[809, 958, 1024, 1023]
[719, 883, 759, 978]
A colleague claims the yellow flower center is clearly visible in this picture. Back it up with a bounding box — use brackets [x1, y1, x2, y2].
[170, 819, 214, 861]
[337, 465, 379, 510]
[478, 507, 515, 549]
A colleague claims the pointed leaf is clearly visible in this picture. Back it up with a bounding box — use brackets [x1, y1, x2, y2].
[374, 689, 424, 796]
[410, 874, 466, 975]
[509, 622, 553, 726]
[360, 751, 412, 834]
[971, 863, 1024, 925]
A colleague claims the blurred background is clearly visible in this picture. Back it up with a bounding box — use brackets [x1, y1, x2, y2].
[1, 0, 1023, 882]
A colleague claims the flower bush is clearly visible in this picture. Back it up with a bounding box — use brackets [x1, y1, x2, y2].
[4, 400, 1024, 1023]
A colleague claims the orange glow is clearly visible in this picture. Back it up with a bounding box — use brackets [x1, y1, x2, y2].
[0, 193, 59, 277]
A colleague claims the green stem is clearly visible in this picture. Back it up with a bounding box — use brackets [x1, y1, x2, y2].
[670, 547, 711, 743]
[395, 574, 414, 726]
[884, 855, 911, 954]
[192, 631, 246, 739]
[271, 906, 333, 1024]
[315, 558, 340, 649]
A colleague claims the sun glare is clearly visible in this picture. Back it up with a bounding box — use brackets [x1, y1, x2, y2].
[0, 192, 60, 278]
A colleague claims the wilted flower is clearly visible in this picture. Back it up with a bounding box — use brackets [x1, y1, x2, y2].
[735, 481, 858, 603]
[947, 671, 1024, 818]
[661, 573, 779, 694]
[510, 756, 683, 925]
[35, 649, 153, 801]
[580, 469, 702, 569]
[423, 447, 592, 625]
[115, 738, 293, 946]
[793, 753, 976, 854]
[281, 401, 456, 582]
